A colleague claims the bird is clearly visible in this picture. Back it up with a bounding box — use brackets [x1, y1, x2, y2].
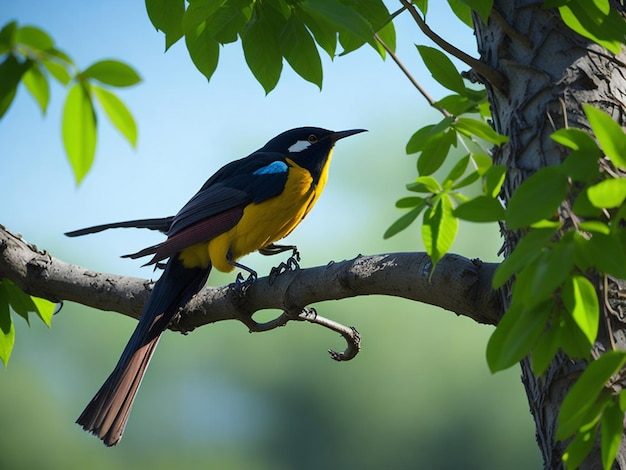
[67, 126, 366, 446]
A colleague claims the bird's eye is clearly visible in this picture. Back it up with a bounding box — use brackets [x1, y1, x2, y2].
[307, 134, 318, 143]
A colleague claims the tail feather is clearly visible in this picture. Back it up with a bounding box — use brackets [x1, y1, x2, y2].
[65, 217, 174, 237]
[76, 257, 210, 446]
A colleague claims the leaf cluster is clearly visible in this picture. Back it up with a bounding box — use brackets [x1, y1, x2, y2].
[145, 0, 396, 93]
[0, 21, 141, 185]
[485, 104, 626, 470]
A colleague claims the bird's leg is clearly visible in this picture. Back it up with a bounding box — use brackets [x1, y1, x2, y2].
[259, 243, 301, 284]
[227, 253, 257, 293]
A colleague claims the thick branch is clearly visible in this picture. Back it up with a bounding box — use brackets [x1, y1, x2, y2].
[0, 225, 501, 331]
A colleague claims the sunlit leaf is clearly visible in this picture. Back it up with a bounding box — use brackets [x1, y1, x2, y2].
[92, 86, 138, 147]
[422, 194, 458, 268]
[584, 104, 626, 170]
[15, 25, 54, 50]
[587, 178, 626, 208]
[562, 275, 599, 347]
[62, 83, 97, 185]
[82, 60, 141, 87]
[563, 426, 598, 470]
[417, 128, 457, 175]
[22, 62, 49, 114]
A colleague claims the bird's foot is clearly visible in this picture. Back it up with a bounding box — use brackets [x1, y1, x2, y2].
[234, 270, 257, 294]
[268, 249, 301, 284]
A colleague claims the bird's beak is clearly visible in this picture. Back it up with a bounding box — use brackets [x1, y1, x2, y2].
[330, 128, 368, 143]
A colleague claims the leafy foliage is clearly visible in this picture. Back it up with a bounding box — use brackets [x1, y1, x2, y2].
[0, 21, 140, 184]
[145, 0, 396, 93]
[0, 279, 55, 366]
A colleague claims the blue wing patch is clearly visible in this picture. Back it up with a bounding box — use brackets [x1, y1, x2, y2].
[253, 161, 288, 175]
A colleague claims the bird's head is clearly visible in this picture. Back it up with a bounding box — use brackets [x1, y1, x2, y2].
[260, 127, 367, 178]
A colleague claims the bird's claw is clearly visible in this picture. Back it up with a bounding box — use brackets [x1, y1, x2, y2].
[269, 250, 301, 284]
[234, 271, 257, 294]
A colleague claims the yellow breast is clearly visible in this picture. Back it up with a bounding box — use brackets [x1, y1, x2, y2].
[179, 154, 332, 272]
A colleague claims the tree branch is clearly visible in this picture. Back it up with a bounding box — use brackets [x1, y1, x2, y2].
[0, 225, 502, 341]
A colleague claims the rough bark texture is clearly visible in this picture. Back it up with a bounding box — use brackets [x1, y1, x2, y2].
[474, 2, 626, 468]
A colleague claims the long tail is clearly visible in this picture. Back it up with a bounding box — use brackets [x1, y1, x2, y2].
[76, 257, 210, 446]
[65, 216, 174, 237]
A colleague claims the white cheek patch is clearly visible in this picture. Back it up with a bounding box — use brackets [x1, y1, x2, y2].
[288, 140, 312, 153]
[253, 161, 288, 175]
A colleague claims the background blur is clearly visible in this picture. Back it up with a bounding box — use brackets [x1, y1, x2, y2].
[1, 1, 541, 468]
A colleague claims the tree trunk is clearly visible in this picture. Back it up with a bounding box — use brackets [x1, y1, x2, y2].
[473, 2, 626, 468]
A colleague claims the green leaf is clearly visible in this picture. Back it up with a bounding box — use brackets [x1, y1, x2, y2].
[453, 195, 504, 222]
[0, 282, 15, 367]
[92, 86, 138, 147]
[241, 10, 283, 93]
[472, 152, 493, 173]
[0, 55, 31, 119]
[558, 1, 626, 55]
[483, 164, 506, 197]
[62, 83, 97, 185]
[505, 166, 569, 230]
[15, 25, 54, 50]
[515, 236, 575, 309]
[384, 202, 427, 239]
[300, 0, 373, 47]
[454, 117, 508, 144]
[416, 45, 466, 95]
[601, 400, 624, 470]
[446, 0, 474, 28]
[580, 233, 626, 279]
[82, 60, 141, 87]
[578, 220, 610, 235]
[22, 63, 49, 114]
[563, 426, 598, 470]
[280, 13, 323, 88]
[531, 313, 561, 376]
[460, 0, 493, 24]
[562, 275, 599, 347]
[31, 296, 55, 327]
[417, 128, 457, 176]
[584, 104, 626, 170]
[182, 0, 225, 35]
[558, 350, 626, 439]
[406, 125, 436, 155]
[406, 175, 442, 193]
[203, 0, 253, 44]
[422, 194, 458, 268]
[551, 127, 599, 152]
[587, 178, 626, 209]
[3, 280, 36, 324]
[443, 154, 470, 187]
[486, 300, 551, 373]
[0, 21, 17, 54]
[296, 8, 337, 57]
[395, 196, 425, 208]
[337, 0, 395, 57]
[146, 0, 185, 50]
[453, 170, 480, 189]
[492, 227, 557, 288]
[186, 22, 221, 82]
[42, 59, 71, 85]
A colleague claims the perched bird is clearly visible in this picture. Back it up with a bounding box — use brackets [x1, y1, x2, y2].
[67, 126, 366, 446]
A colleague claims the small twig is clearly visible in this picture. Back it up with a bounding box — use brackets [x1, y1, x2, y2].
[398, 0, 508, 93]
[239, 307, 361, 361]
[374, 32, 448, 116]
[490, 8, 533, 49]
